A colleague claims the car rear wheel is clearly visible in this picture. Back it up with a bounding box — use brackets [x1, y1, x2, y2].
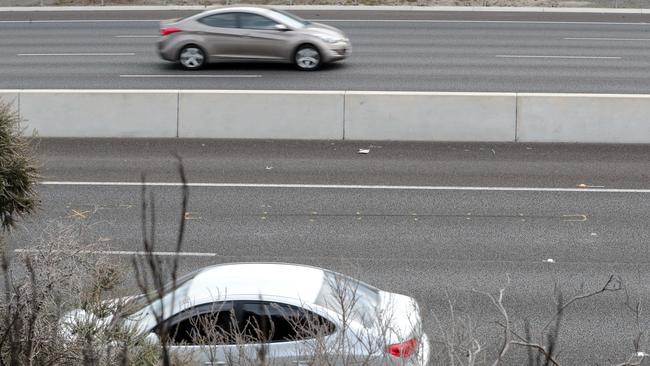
[179, 46, 205, 70]
[294, 45, 321, 71]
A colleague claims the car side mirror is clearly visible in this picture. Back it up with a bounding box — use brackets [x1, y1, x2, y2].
[274, 24, 289, 31]
[144, 332, 161, 345]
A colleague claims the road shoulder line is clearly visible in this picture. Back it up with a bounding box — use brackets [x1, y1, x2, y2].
[39, 181, 650, 193]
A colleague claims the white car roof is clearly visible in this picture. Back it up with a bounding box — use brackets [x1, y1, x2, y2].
[200, 6, 275, 17]
[184, 262, 326, 305]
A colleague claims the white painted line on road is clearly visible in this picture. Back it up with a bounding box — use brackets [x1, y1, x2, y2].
[319, 19, 650, 26]
[18, 52, 136, 56]
[496, 54, 621, 59]
[119, 74, 262, 78]
[114, 35, 159, 38]
[14, 248, 217, 257]
[0, 19, 158, 23]
[39, 181, 650, 193]
[564, 37, 650, 41]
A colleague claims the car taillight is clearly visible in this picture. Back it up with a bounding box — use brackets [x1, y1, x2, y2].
[387, 338, 417, 358]
[160, 27, 182, 36]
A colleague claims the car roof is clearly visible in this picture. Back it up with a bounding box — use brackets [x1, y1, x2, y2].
[198, 6, 276, 17]
[185, 262, 326, 304]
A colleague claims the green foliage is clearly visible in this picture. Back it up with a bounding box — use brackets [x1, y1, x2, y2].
[0, 100, 39, 231]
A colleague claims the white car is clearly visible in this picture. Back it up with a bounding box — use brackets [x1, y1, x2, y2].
[63, 262, 430, 365]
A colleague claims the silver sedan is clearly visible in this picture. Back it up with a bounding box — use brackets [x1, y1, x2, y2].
[157, 7, 351, 71]
[62, 262, 430, 365]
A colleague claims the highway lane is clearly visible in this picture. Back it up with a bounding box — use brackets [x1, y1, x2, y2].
[34, 139, 650, 188]
[2, 10, 650, 92]
[7, 139, 650, 364]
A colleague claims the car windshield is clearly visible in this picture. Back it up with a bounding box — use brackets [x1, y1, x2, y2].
[314, 271, 381, 328]
[122, 269, 200, 316]
[270, 9, 311, 28]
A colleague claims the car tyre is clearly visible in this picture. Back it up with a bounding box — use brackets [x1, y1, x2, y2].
[294, 45, 321, 71]
[179, 45, 206, 70]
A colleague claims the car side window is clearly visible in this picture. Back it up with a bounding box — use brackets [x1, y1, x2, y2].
[238, 301, 335, 343]
[239, 13, 278, 30]
[198, 13, 238, 28]
[156, 302, 238, 345]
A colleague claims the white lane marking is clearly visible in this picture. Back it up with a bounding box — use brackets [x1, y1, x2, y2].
[1, 19, 650, 26]
[0, 19, 158, 23]
[18, 52, 135, 56]
[318, 19, 650, 26]
[119, 74, 262, 78]
[114, 35, 159, 38]
[14, 248, 217, 257]
[39, 181, 650, 193]
[496, 54, 621, 59]
[564, 37, 650, 41]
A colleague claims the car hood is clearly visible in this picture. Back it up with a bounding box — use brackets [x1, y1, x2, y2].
[59, 295, 152, 340]
[305, 22, 348, 40]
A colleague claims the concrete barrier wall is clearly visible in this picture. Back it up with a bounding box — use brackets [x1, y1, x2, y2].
[178, 90, 344, 140]
[18, 90, 178, 138]
[517, 93, 650, 143]
[2, 89, 650, 143]
[345, 91, 516, 141]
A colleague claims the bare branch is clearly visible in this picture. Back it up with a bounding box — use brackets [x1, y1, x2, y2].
[510, 341, 560, 366]
[540, 275, 621, 337]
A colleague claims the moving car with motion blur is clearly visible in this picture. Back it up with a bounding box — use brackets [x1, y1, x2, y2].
[157, 7, 351, 71]
[61, 262, 429, 365]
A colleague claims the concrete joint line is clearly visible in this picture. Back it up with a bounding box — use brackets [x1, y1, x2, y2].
[342, 90, 347, 140]
[176, 90, 180, 138]
[17, 90, 21, 122]
[514, 92, 519, 142]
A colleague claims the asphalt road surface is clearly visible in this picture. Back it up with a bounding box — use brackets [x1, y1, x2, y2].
[2, 10, 650, 92]
[8, 139, 650, 364]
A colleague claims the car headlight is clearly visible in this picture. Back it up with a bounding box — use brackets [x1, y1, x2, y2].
[315, 34, 342, 43]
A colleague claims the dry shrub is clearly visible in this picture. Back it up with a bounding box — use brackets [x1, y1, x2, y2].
[0, 100, 39, 232]
[0, 221, 158, 366]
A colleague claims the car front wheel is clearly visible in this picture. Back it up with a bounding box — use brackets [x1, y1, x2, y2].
[294, 45, 321, 71]
[179, 46, 205, 70]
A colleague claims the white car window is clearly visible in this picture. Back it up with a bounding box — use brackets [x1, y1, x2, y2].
[315, 271, 381, 328]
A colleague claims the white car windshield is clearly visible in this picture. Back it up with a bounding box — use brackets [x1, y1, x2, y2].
[270, 9, 311, 29]
[314, 271, 381, 327]
[123, 269, 199, 316]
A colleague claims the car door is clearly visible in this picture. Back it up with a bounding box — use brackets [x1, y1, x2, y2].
[237, 300, 339, 365]
[195, 12, 244, 61]
[235, 12, 292, 61]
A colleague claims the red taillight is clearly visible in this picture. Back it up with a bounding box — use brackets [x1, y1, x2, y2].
[160, 27, 182, 36]
[387, 338, 417, 358]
